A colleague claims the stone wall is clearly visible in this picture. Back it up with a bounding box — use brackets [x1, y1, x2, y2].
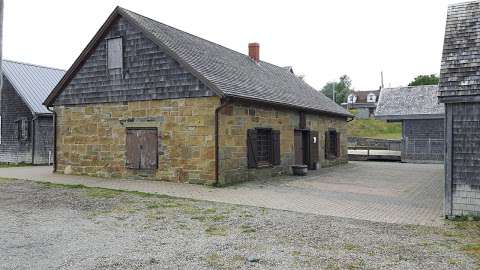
[348, 137, 402, 151]
[55, 96, 219, 184]
[218, 102, 348, 185]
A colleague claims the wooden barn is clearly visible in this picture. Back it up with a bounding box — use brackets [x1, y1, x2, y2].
[43, 7, 352, 185]
[439, 1, 480, 217]
[375, 85, 444, 163]
[0, 60, 65, 164]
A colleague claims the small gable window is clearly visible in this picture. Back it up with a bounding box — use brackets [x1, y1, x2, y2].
[107, 37, 123, 70]
[16, 118, 29, 141]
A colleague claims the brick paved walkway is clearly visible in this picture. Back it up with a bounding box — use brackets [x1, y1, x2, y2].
[0, 161, 444, 226]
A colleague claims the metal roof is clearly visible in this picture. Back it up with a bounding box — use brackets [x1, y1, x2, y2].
[375, 85, 444, 120]
[3, 60, 65, 114]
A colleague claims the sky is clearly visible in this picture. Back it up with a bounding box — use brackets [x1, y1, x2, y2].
[2, 0, 468, 91]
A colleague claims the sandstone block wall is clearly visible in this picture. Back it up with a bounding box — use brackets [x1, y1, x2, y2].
[218, 102, 348, 184]
[55, 97, 219, 184]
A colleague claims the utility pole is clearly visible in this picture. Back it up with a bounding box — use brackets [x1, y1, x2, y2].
[380, 71, 384, 89]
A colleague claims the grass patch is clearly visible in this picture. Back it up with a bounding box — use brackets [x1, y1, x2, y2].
[0, 162, 31, 168]
[347, 118, 402, 140]
[40, 182, 86, 189]
[464, 243, 480, 257]
[206, 252, 222, 267]
[240, 225, 256, 233]
[85, 188, 123, 199]
[146, 203, 161, 209]
[211, 214, 226, 222]
[344, 243, 360, 251]
[205, 226, 227, 236]
[159, 200, 182, 208]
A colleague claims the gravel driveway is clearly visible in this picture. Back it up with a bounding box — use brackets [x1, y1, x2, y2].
[0, 179, 477, 270]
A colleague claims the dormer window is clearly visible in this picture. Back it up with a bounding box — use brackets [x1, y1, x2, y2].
[107, 37, 123, 69]
[367, 93, 376, 103]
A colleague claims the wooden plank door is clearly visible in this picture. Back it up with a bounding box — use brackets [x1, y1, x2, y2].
[294, 130, 304, 165]
[126, 128, 158, 170]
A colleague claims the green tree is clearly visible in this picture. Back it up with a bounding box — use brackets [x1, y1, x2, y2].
[321, 75, 352, 104]
[408, 74, 439, 86]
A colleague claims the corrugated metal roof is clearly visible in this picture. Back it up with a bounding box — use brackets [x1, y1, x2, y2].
[2, 60, 65, 114]
[375, 85, 444, 120]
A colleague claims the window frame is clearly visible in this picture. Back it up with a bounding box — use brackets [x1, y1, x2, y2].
[106, 37, 123, 70]
[255, 128, 273, 166]
[247, 128, 281, 168]
[16, 118, 29, 141]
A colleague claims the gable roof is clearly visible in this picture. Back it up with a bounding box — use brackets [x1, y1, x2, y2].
[3, 60, 65, 114]
[44, 7, 351, 118]
[439, 1, 480, 100]
[375, 85, 444, 120]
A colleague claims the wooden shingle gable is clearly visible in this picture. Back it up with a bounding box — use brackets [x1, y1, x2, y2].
[43, 7, 223, 107]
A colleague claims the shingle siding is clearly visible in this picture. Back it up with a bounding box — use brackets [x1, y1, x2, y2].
[439, 2, 480, 99]
[448, 102, 480, 216]
[54, 16, 214, 106]
[402, 119, 444, 162]
[0, 76, 33, 163]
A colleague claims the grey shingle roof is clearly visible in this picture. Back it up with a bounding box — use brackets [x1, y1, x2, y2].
[121, 8, 351, 117]
[3, 60, 65, 114]
[439, 1, 480, 98]
[44, 7, 350, 117]
[375, 85, 444, 120]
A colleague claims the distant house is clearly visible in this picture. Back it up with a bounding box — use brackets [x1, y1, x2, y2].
[43, 7, 352, 185]
[342, 90, 380, 119]
[0, 60, 65, 164]
[375, 85, 444, 163]
[439, 1, 480, 217]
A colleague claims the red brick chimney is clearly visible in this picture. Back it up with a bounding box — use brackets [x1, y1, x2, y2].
[248, 42, 260, 62]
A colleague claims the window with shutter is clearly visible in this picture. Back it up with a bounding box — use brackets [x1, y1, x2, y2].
[247, 128, 281, 168]
[256, 128, 272, 165]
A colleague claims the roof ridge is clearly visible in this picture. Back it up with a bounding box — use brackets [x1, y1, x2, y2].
[383, 85, 438, 90]
[3, 59, 65, 72]
[448, 0, 480, 8]
[118, 7, 286, 70]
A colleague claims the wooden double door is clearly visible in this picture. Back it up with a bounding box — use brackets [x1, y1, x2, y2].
[294, 129, 319, 170]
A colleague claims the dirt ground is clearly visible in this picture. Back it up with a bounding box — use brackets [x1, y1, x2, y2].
[0, 178, 478, 270]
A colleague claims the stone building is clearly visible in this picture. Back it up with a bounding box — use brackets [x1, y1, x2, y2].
[44, 7, 352, 185]
[439, 1, 480, 217]
[375, 85, 444, 163]
[0, 60, 64, 164]
[342, 90, 380, 119]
